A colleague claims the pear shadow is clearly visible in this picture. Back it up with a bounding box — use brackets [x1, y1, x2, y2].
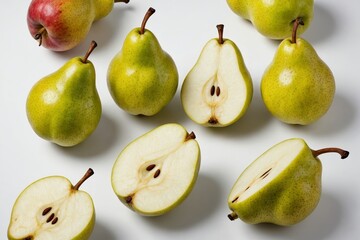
[250, 191, 343, 240]
[90, 220, 118, 240]
[141, 173, 223, 230]
[303, 3, 337, 44]
[51, 111, 120, 158]
[285, 93, 356, 136]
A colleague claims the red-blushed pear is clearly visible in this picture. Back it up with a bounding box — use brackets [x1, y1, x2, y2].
[227, 138, 349, 226]
[8, 169, 95, 239]
[27, 0, 129, 51]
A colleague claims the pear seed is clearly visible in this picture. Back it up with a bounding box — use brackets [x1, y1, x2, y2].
[231, 196, 239, 203]
[51, 217, 58, 225]
[216, 86, 221, 96]
[260, 168, 272, 179]
[146, 164, 156, 171]
[154, 169, 161, 178]
[46, 213, 55, 223]
[210, 85, 215, 96]
[245, 186, 250, 191]
[42, 207, 52, 216]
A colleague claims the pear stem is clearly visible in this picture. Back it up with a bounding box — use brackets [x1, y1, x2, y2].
[217, 24, 224, 44]
[34, 28, 46, 46]
[114, 0, 129, 3]
[227, 212, 238, 221]
[291, 17, 304, 44]
[140, 7, 156, 35]
[311, 148, 349, 159]
[73, 168, 94, 190]
[82, 41, 97, 63]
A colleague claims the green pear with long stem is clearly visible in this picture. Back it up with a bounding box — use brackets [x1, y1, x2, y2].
[8, 168, 95, 239]
[228, 138, 349, 226]
[261, 18, 335, 125]
[107, 7, 178, 116]
[26, 41, 102, 147]
[181, 24, 253, 127]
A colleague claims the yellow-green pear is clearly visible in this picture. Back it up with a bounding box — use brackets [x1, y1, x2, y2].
[261, 19, 335, 125]
[181, 24, 253, 127]
[111, 123, 201, 216]
[26, 41, 102, 147]
[107, 7, 178, 116]
[226, 0, 314, 39]
[228, 138, 349, 226]
[8, 169, 95, 239]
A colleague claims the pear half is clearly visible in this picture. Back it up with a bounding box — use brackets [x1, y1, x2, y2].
[181, 24, 253, 127]
[111, 123, 201, 216]
[8, 169, 95, 240]
[227, 138, 349, 226]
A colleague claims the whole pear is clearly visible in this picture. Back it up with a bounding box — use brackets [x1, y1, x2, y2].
[107, 7, 178, 116]
[226, 0, 313, 39]
[261, 19, 335, 125]
[228, 138, 349, 226]
[27, 0, 129, 51]
[26, 41, 102, 147]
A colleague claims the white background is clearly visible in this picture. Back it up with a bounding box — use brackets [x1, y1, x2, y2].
[1, 0, 359, 239]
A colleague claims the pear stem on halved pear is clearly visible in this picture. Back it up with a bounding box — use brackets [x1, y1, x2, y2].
[291, 17, 304, 44]
[73, 168, 94, 190]
[217, 24, 225, 44]
[311, 148, 349, 159]
[81, 41, 97, 63]
[140, 7, 156, 35]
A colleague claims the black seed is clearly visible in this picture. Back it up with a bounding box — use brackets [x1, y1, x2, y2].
[245, 186, 250, 191]
[42, 207, 52, 216]
[146, 164, 156, 171]
[260, 168, 272, 179]
[216, 86, 221, 96]
[210, 85, 215, 96]
[232, 196, 239, 203]
[46, 213, 55, 223]
[154, 169, 161, 178]
[51, 217, 58, 225]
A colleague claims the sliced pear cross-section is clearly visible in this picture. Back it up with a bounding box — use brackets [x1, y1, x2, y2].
[111, 123, 201, 216]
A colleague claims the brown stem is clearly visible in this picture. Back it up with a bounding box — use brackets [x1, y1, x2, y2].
[291, 17, 304, 44]
[217, 24, 224, 44]
[82, 41, 97, 63]
[312, 148, 349, 159]
[34, 28, 46, 46]
[140, 7, 156, 34]
[185, 131, 196, 141]
[115, 0, 129, 3]
[73, 168, 94, 190]
[227, 212, 238, 221]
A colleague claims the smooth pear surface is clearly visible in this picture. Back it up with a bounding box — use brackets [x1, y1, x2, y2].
[261, 38, 335, 125]
[181, 36, 253, 127]
[226, 0, 314, 39]
[111, 123, 200, 216]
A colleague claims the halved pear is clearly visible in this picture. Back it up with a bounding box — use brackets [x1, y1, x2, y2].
[111, 123, 201, 216]
[181, 24, 253, 127]
[227, 138, 349, 226]
[8, 169, 95, 240]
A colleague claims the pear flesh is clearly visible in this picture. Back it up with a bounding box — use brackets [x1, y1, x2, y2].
[8, 169, 95, 239]
[181, 25, 253, 127]
[111, 123, 201, 216]
[227, 138, 349, 226]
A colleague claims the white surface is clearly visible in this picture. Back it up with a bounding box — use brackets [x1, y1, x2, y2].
[1, 0, 359, 239]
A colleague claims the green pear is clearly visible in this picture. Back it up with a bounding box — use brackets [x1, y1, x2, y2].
[107, 7, 178, 116]
[226, 0, 314, 39]
[26, 41, 102, 147]
[261, 19, 335, 125]
[227, 138, 349, 226]
[111, 123, 201, 216]
[27, 0, 130, 51]
[181, 24, 253, 127]
[8, 169, 95, 239]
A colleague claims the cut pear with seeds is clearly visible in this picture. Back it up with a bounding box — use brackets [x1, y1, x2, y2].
[8, 169, 95, 240]
[181, 24, 253, 127]
[228, 138, 349, 226]
[111, 123, 201, 216]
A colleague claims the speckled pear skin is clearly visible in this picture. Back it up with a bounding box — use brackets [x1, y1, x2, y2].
[261, 38, 335, 125]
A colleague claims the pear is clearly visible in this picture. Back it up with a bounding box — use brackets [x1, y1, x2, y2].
[227, 138, 349, 226]
[107, 7, 178, 116]
[261, 19, 336, 125]
[8, 168, 95, 239]
[111, 123, 201, 216]
[26, 41, 102, 147]
[226, 0, 314, 39]
[181, 24, 253, 127]
[27, 0, 129, 51]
